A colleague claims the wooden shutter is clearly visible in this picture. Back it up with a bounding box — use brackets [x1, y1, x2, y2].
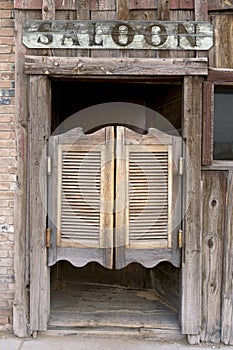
[48, 127, 114, 269]
[115, 126, 182, 269]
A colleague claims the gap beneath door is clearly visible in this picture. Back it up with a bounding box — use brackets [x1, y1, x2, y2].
[48, 262, 184, 341]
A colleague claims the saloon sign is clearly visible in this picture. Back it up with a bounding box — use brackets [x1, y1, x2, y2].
[23, 20, 213, 50]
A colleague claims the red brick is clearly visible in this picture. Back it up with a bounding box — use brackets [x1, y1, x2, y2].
[0, 45, 11, 54]
[0, 37, 14, 46]
[1, 19, 14, 28]
[0, 316, 8, 324]
[0, 28, 14, 37]
[0, 54, 15, 63]
[0, 10, 13, 19]
[0, 2, 14, 10]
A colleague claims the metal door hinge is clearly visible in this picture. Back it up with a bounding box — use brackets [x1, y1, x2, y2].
[46, 228, 51, 248]
[178, 229, 183, 249]
[179, 157, 183, 175]
[47, 156, 52, 175]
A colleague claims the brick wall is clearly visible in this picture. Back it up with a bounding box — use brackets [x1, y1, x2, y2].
[0, 0, 16, 332]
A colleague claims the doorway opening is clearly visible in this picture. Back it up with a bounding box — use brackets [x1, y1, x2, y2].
[49, 261, 183, 339]
[48, 78, 183, 338]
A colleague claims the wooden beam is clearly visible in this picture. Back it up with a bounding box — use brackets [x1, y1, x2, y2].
[29, 75, 51, 332]
[182, 76, 203, 340]
[201, 171, 226, 343]
[24, 56, 208, 76]
[202, 81, 214, 166]
[13, 10, 30, 338]
[208, 68, 233, 82]
[221, 171, 233, 345]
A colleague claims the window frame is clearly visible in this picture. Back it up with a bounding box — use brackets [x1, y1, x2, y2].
[202, 69, 233, 167]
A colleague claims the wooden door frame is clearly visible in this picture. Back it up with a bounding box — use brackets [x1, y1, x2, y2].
[13, 57, 205, 338]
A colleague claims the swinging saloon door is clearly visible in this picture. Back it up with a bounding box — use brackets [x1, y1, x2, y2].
[48, 126, 182, 269]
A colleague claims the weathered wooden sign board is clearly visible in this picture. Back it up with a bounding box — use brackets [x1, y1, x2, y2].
[23, 20, 213, 50]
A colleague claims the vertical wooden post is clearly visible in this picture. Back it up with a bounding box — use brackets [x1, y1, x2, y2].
[182, 76, 203, 343]
[201, 171, 226, 343]
[221, 171, 233, 345]
[29, 76, 51, 331]
[77, 0, 90, 57]
[202, 81, 214, 166]
[13, 10, 30, 338]
[194, 0, 208, 59]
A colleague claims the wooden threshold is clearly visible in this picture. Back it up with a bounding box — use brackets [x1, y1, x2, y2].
[48, 282, 183, 341]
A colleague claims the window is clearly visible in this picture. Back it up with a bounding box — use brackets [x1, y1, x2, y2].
[214, 87, 233, 160]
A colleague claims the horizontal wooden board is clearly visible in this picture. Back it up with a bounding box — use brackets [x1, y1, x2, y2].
[23, 20, 213, 50]
[14, 0, 232, 10]
[14, 0, 77, 10]
[24, 55, 208, 75]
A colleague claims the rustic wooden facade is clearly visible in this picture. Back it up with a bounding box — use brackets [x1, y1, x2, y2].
[7, 0, 233, 345]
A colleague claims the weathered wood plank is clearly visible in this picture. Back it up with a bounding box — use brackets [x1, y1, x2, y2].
[24, 56, 208, 76]
[208, 0, 233, 11]
[14, 0, 77, 10]
[213, 15, 233, 68]
[77, 0, 90, 57]
[157, 0, 170, 58]
[221, 171, 233, 345]
[129, 0, 158, 9]
[29, 75, 51, 331]
[91, 11, 118, 58]
[194, 0, 208, 58]
[17, 0, 231, 10]
[42, 0, 55, 19]
[169, 10, 195, 59]
[202, 81, 214, 165]
[91, 0, 116, 11]
[208, 68, 233, 82]
[201, 171, 226, 343]
[129, 10, 157, 58]
[182, 76, 203, 339]
[171, 0, 194, 9]
[195, 0, 208, 20]
[13, 10, 30, 338]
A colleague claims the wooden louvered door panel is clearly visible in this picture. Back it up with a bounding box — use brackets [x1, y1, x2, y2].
[48, 127, 114, 269]
[115, 127, 182, 269]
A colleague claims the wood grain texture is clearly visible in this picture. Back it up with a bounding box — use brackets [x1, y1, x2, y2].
[182, 76, 203, 337]
[202, 81, 214, 166]
[48, 281, 182, 340]
[77, 0, 90, 57]
[91, 0, 116, 11]
[14, 0, 77, 10]
[208, 68, 233, 82]
[157, 0, 170, 59]
[16, 0, 232, 10]
[29, 76, 51, 331]
[42, 0, 55, 19]
[221, 171, 233, 345]
[213, 15, 233, 68]
[195, 0, 208, 21]
[201, 171, 226, 343]
[13, 10, 30, 338]
[24, 56, 208, 76]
